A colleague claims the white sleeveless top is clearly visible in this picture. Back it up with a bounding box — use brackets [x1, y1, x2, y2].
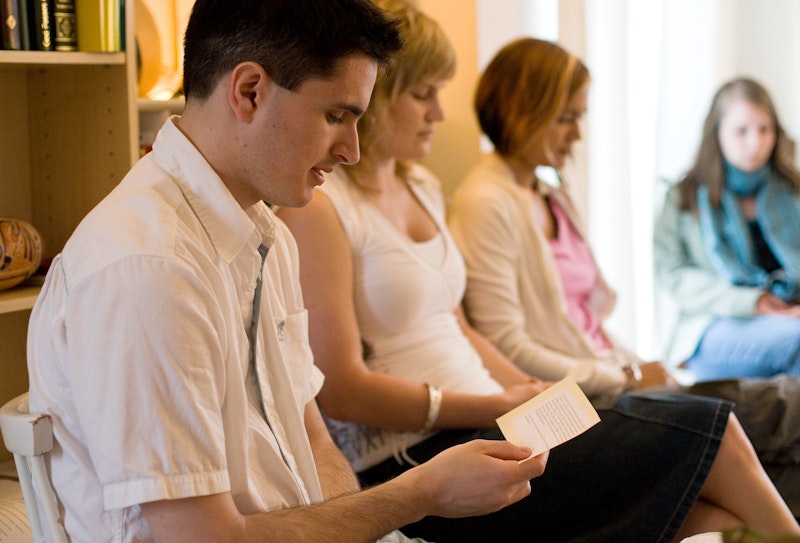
[319, 164, 503, 471]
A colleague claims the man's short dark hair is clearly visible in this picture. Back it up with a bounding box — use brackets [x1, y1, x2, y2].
[183, 0, 403, 100]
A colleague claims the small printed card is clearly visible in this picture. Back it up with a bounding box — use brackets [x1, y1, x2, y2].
[496, 376, 600, 458]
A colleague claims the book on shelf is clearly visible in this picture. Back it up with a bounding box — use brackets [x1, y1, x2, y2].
[1, 0, 29, 50]
[53, 0, 76, 51]
[75, 0, 121, 52]
[27, 0, 55, 50]
[3, 0, 120, 52]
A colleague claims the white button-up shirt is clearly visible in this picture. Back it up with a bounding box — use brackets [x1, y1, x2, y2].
[28, 118, 324, 542]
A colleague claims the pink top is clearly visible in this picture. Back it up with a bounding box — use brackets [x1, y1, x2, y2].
[547, 198, 611, 350]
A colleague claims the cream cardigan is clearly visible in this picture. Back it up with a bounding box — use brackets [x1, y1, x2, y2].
[448, 153, 633, 399]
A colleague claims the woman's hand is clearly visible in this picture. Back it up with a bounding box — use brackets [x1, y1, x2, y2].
[637, 361, 678, 389]
[499, 380, 552, 412]
[528, 376, 553, 391]
[756, 292, 800, 317]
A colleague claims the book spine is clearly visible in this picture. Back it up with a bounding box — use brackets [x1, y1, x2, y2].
[103, 0, 115, 51]
[117, 0, 122, 50]
[17, 0, 28, 48]
[27, 0, 54, 50]
[76, 0, 119, 52]
[52, 0, 75, 51]
[1, 0, 23, 49]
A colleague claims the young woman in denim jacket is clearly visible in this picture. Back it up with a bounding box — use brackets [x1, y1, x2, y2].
[654, 78, 800, 381]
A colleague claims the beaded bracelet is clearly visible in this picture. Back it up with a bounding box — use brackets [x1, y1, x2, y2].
[422, 383, 442, 432]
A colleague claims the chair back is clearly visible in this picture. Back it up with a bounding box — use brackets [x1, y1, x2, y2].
[0, 392, 68, 542]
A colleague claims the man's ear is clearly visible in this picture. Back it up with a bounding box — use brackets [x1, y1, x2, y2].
[228, 61, 271, 122]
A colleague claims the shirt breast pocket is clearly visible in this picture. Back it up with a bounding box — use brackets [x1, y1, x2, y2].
[274, 309, 319, 401]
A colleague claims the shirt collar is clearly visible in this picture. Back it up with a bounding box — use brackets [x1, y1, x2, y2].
[151, 116, 275, 260]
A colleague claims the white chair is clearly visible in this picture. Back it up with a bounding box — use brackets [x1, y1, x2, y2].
[0, 392, 68, 542]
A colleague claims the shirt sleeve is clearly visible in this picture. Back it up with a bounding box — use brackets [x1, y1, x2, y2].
[64, 255, 232, 509]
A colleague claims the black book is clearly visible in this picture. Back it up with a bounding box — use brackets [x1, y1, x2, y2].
[52, 0, 76, 50]
[27, 0, 54, 50]
[1, 0, 29, 49]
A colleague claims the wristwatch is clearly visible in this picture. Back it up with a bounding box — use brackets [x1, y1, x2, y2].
[622, 363, 643, 391]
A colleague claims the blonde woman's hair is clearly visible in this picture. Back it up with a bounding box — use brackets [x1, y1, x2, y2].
[475, 37, 589, 159]
[677, 77, 800, 210]
[344, 0, 456, 191]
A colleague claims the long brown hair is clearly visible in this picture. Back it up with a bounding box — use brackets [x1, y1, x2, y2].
[676, 77, 800, 211]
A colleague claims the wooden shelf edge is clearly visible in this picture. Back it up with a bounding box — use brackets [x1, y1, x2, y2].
[0, 285, 40, 314]
[0, 50, 126, 67]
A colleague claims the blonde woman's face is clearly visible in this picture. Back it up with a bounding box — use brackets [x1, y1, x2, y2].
[718, 96, 775, 172]
[379, 76, 447, 161]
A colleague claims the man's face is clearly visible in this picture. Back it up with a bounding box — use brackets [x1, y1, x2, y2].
[242, 55, 378, 208]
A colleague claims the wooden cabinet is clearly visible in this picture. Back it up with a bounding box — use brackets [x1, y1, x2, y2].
[0, 7, 138, 462]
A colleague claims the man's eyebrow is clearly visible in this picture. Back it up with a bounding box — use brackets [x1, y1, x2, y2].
[333, 103, 365, 117]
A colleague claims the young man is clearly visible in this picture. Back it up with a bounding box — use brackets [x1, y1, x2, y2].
[25, 0, 547, 541]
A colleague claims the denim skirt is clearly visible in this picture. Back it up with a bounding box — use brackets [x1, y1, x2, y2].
[358, 393, 732, 543]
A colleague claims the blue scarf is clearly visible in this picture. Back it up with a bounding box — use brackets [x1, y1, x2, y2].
[697, 162, 800, 302]
[725, 160, 769, 196]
